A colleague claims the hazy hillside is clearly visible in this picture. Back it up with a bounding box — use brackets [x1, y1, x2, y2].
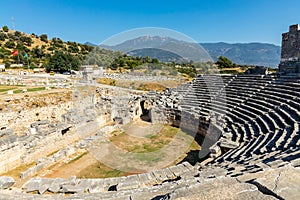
[99, 36, 281, 68]
[127, 48, 185, 63]
[201, 42, 281, 68]
[100, 36, 212, 63]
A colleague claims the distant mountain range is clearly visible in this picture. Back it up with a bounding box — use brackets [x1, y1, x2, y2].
[201, 42, 281, 68]
[99, 36, 212, 63]
[127, 48, 186, 63]
[88, 36, 281, 68]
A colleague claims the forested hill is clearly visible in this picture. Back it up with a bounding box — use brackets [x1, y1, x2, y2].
[201, 42, 281, 68]
[0, 25, 120, 72]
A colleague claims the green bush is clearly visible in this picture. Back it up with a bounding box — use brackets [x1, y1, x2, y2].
[216, 56, 233, 68]
[4, 40, 15, 49]
[2, 26, 9, 32]
[0, 33, 7, 41]
[5, 62, 10, 68]
[40, 34, 48, 42]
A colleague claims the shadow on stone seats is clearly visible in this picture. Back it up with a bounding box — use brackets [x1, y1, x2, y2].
[179, 150, 210, 165]
[178, 134, 209, 166]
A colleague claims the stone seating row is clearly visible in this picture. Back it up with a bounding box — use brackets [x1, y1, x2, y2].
[185, 75, 299, 169]
[146, 74, 299, 181]
[21, 161, 196, 195]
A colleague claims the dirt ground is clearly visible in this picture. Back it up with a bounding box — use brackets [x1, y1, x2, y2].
[40, 152, 98, 179]
[9, 120, 200, 182]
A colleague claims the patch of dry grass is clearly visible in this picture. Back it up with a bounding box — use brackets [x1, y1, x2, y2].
[97, 78, 116, 86]
[137, 82, 167, 92]
[77, 162, 129, 178]
[110, 125, 200, 153]
[0, 162, 36, 180]
[97, 76, 187, 92]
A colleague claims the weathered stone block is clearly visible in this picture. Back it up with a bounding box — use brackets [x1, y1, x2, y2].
[0, 176, 15, 189]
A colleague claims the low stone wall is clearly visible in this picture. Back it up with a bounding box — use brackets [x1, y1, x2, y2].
[20, 125, 118, 179]
[0, 85, 143, 176]
[0, 146, 26, 173]
[20, 147, 77, 179]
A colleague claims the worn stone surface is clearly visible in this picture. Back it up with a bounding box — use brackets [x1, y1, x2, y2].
[254, 166, 300, 200]
[166, 176, 274, 200]
[0, 177, 15, 189]
[219, 138, 239, 149]
[1, 68, 300, 200]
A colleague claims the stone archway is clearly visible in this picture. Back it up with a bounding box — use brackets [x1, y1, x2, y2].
[140, 100, 151, 122]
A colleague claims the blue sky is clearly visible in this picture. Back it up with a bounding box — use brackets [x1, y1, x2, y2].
[0, 0, 299, 45]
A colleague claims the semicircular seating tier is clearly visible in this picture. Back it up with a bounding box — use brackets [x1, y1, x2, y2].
[1, 74, 300, 199]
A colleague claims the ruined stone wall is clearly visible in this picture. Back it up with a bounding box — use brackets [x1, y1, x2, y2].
[0, 92, 72, 135]
[279, 24, 300, 74]
[0, 91, 75, 173]
[0, 146, 26, 173]
[281, 24, 300, 61]
[0, 86, 144, 174]
[96, 87, 143, 125]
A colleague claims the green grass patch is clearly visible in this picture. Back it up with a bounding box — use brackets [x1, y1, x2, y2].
[134, 153, 162, 164]
[145, 134, 157, 139]
[12, 89, 23, 94]
[68, 152, 88, 164]
[0, 86, 46, 94]
[0, 86, 17, 92]
[0, 162, 36, 179]
[110, 125, 195, 154]
[27, 87, 46, 92]
[46, 149, 60, 157]
[190, 140, 201, 150]
[78, 162, 128, 178]
[78, 125, 201, 178]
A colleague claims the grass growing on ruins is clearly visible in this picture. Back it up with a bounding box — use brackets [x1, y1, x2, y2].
[78, 162, 129, 178]
[26, 87, 46, 92]
[109, 125, 177, 153]
[218, 67, 246, 74]
[97, 78, 186, 91]
[72, 125, 201, 179]
[68, 151, 89, 164]
[46, 149, 60, 157]
[0, 162, 36, 180]
[12, 89, 23, 94]
[0, 86, 46, 95]
[0, 86, 17, 93]
[110, 125, 200, 154]
[137, 82, 167, 92]
[97, 78, 116, 86]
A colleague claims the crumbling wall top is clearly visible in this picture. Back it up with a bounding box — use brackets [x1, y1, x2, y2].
[289, 24, 300, 32]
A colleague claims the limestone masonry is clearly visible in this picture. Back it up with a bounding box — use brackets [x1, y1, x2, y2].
[279, 24, 300, 74]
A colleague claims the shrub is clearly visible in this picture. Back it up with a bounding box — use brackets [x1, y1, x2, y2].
[40, 34, 48, 42]
[2, 26, 9, 32]
[4, 40, 15, 49]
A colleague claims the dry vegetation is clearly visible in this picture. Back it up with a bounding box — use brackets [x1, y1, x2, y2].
[35, 124, 201, 179]
[97, 78, 187, 92]
[110, 125, 200, 153]
[97, 78, 116, 86]
[77, 161, 130, 178]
